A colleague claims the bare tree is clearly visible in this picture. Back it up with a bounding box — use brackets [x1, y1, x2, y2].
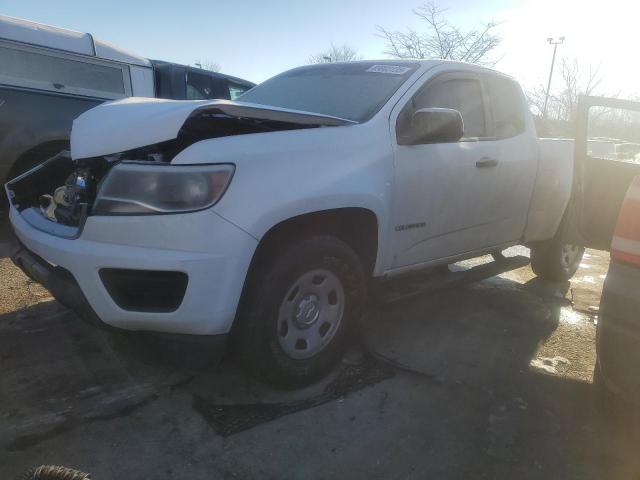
[194, 59, 220, 72]
[308, 43, 362, 64]
[378, 2, 501, 66]
[528, 57, 604, 123]
[526, 57, 607, 137]
[556, 58, 603, 122]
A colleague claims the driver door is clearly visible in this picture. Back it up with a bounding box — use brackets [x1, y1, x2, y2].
[388, 70, 501, 269]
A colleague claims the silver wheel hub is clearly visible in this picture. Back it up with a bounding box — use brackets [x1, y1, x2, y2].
[277, 269, 345, 360]
[294, 294, 321, 329]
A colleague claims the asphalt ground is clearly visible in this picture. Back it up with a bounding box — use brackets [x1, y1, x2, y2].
[1, 232, 637, 479]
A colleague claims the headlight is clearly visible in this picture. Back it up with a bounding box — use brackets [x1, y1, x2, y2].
[92, 163, 234, 215]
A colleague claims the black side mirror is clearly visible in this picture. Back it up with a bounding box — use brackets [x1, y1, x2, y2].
[399, 107, 464, 145]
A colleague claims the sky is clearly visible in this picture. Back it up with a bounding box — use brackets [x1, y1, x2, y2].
[1, 0, 638, 95]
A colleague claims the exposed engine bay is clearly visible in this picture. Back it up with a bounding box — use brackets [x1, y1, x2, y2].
[6, 152, 109, 229]
[39, 165, 93, 224]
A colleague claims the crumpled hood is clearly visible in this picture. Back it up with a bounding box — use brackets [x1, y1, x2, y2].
[70, 97, 355, 160]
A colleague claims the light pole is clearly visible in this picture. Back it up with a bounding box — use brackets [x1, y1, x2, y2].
[542, 36, 565, 118]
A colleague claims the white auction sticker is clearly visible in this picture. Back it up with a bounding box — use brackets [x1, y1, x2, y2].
[366, 65, 412, 75]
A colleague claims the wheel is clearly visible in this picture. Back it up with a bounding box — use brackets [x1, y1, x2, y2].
[234, 236, 366, 387]
[530, 218, 585, 281]
[21, 465, 91, 480]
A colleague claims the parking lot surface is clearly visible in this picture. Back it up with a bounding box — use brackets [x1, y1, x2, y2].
[1, 228, 638, 479]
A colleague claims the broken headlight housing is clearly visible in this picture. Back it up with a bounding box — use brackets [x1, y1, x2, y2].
[92, 163, 234, 215]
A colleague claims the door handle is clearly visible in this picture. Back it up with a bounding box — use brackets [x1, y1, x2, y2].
[476, 157, 498, 168]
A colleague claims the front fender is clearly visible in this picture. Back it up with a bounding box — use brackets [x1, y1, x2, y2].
[172, 122, 393, 274]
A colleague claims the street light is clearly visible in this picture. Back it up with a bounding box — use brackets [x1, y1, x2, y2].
[542, 36, 565, 119]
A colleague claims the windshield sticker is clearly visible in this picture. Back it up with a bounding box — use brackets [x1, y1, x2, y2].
[366, 65, 412, 75]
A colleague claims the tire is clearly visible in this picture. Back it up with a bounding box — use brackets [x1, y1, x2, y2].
[20, 465, 91, 480]
[234, 236, 366, 387]
[530, 216, 585, 281]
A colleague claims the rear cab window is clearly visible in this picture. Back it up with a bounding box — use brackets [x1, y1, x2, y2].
[0, 40, 131, 99]
[485, 74, 526, 138]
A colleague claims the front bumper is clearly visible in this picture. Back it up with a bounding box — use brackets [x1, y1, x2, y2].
[597, 260, 640, 403]
[10, 236, 102, 326]
[10, 205, 258, 335]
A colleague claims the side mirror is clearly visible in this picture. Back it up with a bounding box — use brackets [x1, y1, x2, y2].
[400, 107, 464, 145]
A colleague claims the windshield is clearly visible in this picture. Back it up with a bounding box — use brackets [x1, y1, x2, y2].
[237, 62, 419, 122]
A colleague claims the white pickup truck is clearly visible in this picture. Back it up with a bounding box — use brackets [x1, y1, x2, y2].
[6, 60, 585, 385]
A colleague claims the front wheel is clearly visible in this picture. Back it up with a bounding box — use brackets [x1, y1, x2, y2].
[234, 236, 366, 387]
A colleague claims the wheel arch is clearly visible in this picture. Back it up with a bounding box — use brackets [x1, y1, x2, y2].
[246, 207, 380, 279]
[7, 139, 70, 180]
[230, 207, 377, 371]
[1, 139, 70, 214]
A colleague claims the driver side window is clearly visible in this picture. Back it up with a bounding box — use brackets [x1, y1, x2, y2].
[403, 75, 488, 139]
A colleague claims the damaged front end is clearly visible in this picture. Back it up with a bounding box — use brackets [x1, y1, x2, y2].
[6, 147, 234, 238]
[6, 152, 110, 237]
[7, 99, 354, 237]
[38, 160, 101, 225]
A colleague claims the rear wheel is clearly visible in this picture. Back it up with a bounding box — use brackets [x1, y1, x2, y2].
[234, 236, 366, 387]
[531, 217, 585, 281]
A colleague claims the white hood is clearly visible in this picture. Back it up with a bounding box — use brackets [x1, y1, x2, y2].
[70, 97, 355, 160]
